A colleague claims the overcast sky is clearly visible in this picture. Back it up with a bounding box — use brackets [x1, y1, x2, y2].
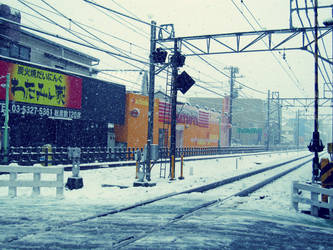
[1, 0, 333, 103]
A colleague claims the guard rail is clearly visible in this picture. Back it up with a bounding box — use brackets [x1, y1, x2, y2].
[0, 145, 301, 166]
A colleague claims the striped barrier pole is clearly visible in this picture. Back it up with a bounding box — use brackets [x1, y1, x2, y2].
[179, 154, 184, 180]
[170, 155, 175, 180]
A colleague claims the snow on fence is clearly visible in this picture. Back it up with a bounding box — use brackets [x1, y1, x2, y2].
[292, 181, 333, 219]
[0, 165, 64, 198]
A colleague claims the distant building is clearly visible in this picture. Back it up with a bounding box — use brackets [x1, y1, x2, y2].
[283, 117, 312, 147]
[188, 97, 223, 113]
[232, 98, 266, 146]
[189, 97, 268, 146]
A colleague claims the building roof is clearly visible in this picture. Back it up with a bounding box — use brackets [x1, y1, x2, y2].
[21, 29, 100, 64]
[188, 97, 223, 112]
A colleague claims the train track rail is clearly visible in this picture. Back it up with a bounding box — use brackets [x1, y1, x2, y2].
[112, 153, 316, 248]
[4, 152, 318, 249]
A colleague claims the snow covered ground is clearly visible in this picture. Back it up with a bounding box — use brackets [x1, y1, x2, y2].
[0, 150, 331, 232]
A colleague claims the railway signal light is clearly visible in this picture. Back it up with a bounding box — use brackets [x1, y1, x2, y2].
[171, 51, 185, 67]
[308, 131, 324, 153]
[152, 47, 167, 64]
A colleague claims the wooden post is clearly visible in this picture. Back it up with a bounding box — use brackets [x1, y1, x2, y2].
[329, 195, 333, 219]
[9, 172, 17, 197]
[311, 191, 319, 217]
[56, 170, 64, 198]
[33, 172, 41, 196]
[292, 181, 299, 211]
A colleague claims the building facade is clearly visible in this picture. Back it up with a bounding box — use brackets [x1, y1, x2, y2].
[189, 97, 267, 146]
[0, 4, 125, 150]
[115, 93, 224, 149]
[0, 56, 126, 148]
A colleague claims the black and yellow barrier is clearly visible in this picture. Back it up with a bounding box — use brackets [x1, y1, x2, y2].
[179, 154, 184, 180]
[320, 158, 333, 202]
[41, 144, 52, 166]
[170, 155, 175, 180]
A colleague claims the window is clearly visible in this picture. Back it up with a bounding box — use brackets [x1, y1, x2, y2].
[9, 43, 31, 61]
[19, 46, 30, 61]
[55, 65, 65, 70]
[9, 43, 19, 58]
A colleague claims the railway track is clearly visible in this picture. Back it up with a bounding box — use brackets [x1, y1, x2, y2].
[112, 153, 316, 248]
[3, 151, 320, 249]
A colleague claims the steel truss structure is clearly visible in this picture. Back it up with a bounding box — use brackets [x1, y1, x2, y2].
[276, 97, 331, 108]
[289, 1, 333, 29]
[157, 27, 332, 63]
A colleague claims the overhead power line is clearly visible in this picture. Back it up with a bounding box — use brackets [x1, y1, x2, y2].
[307, 0, 333, 81]
[14, 0, 268, 98]
[295, 0, 331, 86]
[232, 0, 307, 96]
[0, 16, 149, 66]
[17, 0, 149, 52]
[16, 0, 154, 75]
[84, 0, 266, 96]
[18, 0, 150, 71]
[83, 0, 152, 26]
[16, 0, 170, 86]
[40, 0, 149, 69]
[241, 1, 305, 87]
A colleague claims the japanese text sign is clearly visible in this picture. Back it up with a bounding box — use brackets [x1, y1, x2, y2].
[0, 60, 82, 109]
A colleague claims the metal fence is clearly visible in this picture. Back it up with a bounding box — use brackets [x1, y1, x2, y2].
[0, 145, 296, 166]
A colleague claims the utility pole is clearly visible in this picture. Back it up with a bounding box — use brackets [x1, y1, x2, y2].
[296, 109, 300, 149]
[308, 0, 324, 182]
[331, 7, 333, 143]
[169, 39, 178, 180]
[229, 68, 234, 146]
[225, 66, 239, 146]
[266, 90, 271, 150]
[144, 20, 157, 182]
[134, 20, 157, 186]
[277, 94, 281, 145]
[272, 91, 281, 145]
[331, 96, 333, 143]
[289, 0, 293, 29]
